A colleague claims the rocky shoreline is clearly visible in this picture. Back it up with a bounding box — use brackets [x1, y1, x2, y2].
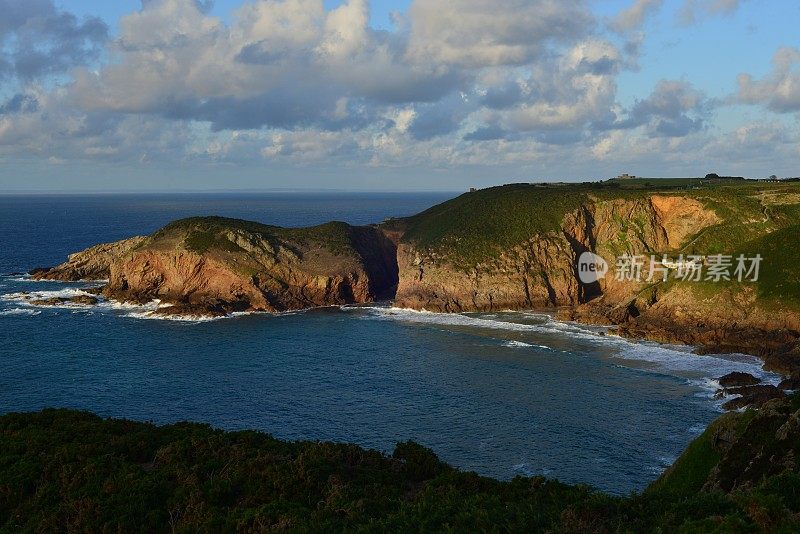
[27, 185, 800, 393]
[17, 270, 799, 409]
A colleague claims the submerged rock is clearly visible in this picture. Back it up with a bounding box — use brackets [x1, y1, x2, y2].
[29, 295, 99, 306]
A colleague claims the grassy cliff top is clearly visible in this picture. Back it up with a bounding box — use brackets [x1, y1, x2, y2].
[148, 216, 360, 257]
[1, 404, 798, 531]
[390, 180, 800, 269]
[391, 184, 592, 265]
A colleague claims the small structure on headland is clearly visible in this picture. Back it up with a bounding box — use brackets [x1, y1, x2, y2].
[616, 173, 636, 180]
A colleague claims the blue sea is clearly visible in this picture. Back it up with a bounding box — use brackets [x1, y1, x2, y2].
[0, 193, 776, 494]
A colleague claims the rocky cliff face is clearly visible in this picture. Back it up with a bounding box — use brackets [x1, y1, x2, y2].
[29, 185, 800, 373]
[394, 195, 719, 312]
[30, 236, 147, 281]
[35, 218, 398, 315]
[391, 190, 800, 374]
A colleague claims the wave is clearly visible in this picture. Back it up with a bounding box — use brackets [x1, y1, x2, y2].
[511, 463, 536, 476]
[124, 310, 227, 323]
[350, 306, 781, 386]
[3, 274, 108, 284]
[122, 308, 270, 323]
[503, 340, 533, 348]
[1, 287, 97, 305]
[502, 340, 552, 350]
[687, 423, 707, 436]
[0, 308, 41, 317]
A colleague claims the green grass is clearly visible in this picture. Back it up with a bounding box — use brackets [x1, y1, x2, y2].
[277, 221, 358, 257]
[150, 216, 360, 257]
[394, 181, 798, 265]
[738, 225, 800, 307]
[647, 412, 745, 497]
[184, 230, 245, 254]
[396, 184, 590, 267]
[154, 216, 280, 238]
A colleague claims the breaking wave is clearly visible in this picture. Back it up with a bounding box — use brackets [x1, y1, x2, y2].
[346, 305, 780, 387]
[0, 308, 41, 317]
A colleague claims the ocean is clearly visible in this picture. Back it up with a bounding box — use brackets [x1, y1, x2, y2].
[0, 193, 776, 495]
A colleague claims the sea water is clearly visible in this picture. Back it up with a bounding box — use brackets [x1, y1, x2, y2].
[0, 193, 776, 494]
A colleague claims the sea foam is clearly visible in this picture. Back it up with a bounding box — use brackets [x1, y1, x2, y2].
[0, 308, 41, 317]
[350, 305, 780, 386]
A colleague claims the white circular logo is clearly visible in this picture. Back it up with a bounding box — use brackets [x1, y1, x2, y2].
[577, 252, 609, 284]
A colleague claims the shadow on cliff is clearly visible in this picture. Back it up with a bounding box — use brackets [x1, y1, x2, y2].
[352, 227, 399, 300]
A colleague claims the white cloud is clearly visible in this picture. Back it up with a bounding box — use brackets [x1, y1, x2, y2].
[737, 47, 800, 113]
[611, 0, 663, 33]
[0, 0, 796, 184]
[406, 0, 592, 68]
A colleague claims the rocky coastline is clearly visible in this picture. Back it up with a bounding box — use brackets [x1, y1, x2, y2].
[29, 184, 800, 388]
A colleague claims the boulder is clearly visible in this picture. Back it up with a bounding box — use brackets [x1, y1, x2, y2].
[718, 372, 761, 389]
[722, 385, 785, 411]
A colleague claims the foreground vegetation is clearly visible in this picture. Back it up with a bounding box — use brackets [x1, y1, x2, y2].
[2, 395, 799, 532]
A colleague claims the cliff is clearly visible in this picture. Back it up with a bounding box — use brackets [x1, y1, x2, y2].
[30, 236, 147, 281]
[34, 217, 397, 314]
[31, 181, 800, 371]
[388, 182, 800, 374]
[392, 191, 720, 311]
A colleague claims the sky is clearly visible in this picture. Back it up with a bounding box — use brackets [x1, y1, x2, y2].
[0, 0, 798, 191]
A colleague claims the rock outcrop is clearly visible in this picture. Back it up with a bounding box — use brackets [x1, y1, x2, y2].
[652, 394, 800, 495]
[30, 236, 147, 281]
[29, 295, 99, 306]
[394, 195, 719, 312]
[30, 183, 800, 375]
[34, 217, 398, 315]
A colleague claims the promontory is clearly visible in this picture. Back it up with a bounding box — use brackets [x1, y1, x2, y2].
[31, 178, 800, 375]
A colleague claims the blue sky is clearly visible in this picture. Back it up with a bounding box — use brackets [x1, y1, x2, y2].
[1, 0, 798, 191]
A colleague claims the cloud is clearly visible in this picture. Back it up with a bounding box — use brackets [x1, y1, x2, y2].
[736, 47, 800, 113]
[5, 0, 792, 184]
[0, 0, 108, 82]
[406, 0, 593, 68]
[611, 0, 663, 33]
[480, 81, 525, 110]
[67, 0, 467, 132]
[463, 125, 508, 141]
[0, 93, 39, 114]
[616, 80, 709, 137]
[485, 39, 623, 137]
[54, 0, 624, 144]
[677, 0, 742, 25]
